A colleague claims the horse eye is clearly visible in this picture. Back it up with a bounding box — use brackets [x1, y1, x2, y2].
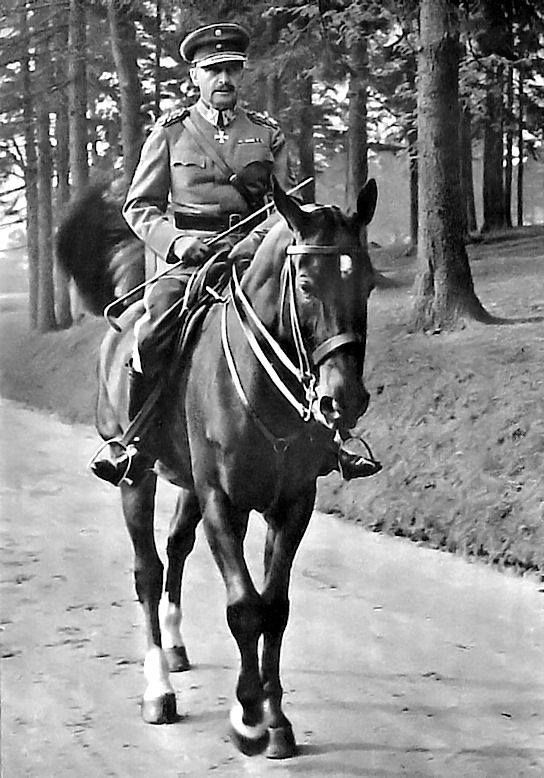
[340, 254, 353, 276]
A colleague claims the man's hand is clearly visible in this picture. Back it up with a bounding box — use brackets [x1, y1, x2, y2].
[170, 236, 210, 265]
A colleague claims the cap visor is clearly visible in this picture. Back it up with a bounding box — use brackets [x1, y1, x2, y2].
[193, 52, 247, 68]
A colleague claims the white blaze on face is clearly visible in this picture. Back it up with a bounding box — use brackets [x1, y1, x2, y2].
[340, 253, 353, 278]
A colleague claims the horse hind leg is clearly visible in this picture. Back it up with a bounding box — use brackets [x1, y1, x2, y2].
[161, 488, 201, 672]
[120, 474, 178, 724]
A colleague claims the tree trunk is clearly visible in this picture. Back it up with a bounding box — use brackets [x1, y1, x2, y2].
[460, 105, 477, 233]
[345, 38, 368, 216]
[503, 65, 514, 229]
[108, 1, 144, 185]
[153, 0, 162, 120]
[481, 64, 508, 232]
[412, 0, 490, 331]
[406, 52, 418, 251]
[21, 3, 39, 329]
[68, 0, 88, 192]
[36, 34, 56, 332]
[408, 128, 418, 249]
[266, 72, 280, 116]
[517, 68, 524, 227]
[296, 73, 315, 203]
[55, 25, 73, 329]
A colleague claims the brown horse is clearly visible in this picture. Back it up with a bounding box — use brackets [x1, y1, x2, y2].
[60, 178, 377, 759]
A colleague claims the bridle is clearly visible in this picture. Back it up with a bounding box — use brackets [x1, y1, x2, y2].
[284, 244, 363, 365]
[220, 239, 363, 433]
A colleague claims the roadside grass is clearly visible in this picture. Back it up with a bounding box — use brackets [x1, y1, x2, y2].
[1, 227, 543, 574]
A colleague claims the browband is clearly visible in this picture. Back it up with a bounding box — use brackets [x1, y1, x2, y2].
[286, 245, 339, 256]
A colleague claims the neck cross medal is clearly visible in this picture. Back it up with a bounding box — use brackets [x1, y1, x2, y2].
[215, 126, 228, 144]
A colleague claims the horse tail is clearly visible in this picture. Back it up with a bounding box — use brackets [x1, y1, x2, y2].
[55, 182, 145, 316]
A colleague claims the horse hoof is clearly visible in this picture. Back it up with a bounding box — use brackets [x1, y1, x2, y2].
[229, 725, 269, 756]
[266, 725, 297, 759]
[164, 646, 190, 673]
[141, 692, 178, 724]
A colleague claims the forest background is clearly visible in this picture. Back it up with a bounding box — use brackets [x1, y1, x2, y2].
[1, 0, 543, 331]
[1, 0, 544, 574]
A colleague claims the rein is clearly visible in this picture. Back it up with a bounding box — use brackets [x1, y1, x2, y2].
[221, 239, 360, 438]
[220, 237, 362, 509]
[228, 262, 316, 422]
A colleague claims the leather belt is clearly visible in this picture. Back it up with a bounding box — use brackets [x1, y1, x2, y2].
[174, 212, 244, 232]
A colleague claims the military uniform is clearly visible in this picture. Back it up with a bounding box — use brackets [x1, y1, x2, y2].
[124, 103, 288, 271]
[123, 99, 289, 375]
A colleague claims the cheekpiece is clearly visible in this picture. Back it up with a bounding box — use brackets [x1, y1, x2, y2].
[179, 23, 250, 68]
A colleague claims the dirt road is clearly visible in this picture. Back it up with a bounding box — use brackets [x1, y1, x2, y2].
[1, 400, 543, 777]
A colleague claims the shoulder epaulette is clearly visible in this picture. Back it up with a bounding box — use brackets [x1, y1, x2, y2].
[157, 107, 189, 128]
[246, 110, 280, 131]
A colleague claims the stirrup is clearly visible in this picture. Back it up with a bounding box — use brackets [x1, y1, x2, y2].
[88, 439, 139, 487]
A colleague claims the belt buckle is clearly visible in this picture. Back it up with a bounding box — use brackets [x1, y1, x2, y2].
[229, 213, 242, 230]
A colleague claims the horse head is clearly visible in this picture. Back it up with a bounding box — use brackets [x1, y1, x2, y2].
[271, 177, 378, 432]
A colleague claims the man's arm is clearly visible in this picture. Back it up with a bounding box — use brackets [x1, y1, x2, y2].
[123, 122, 208, 264]
[122, 124, 180, 260]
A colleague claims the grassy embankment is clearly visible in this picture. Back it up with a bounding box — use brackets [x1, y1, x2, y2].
[1, 228, 543, 575]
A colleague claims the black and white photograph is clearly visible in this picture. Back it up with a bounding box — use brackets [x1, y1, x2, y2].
[1, 0, 543, 774]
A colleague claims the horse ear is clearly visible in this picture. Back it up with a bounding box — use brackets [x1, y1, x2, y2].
[356, 179, 378, 226]
[272, 176, 308, 234]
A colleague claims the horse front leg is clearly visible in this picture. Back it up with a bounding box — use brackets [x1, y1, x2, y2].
[162, 488, 201, 672]
[201, 489, 267, 755]
[120, 474, 177, 724]
[261, 489, 315, 759]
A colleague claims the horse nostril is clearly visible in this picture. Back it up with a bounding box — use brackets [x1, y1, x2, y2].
[319, 396, 335, 417]
[319, 396, 342, 420]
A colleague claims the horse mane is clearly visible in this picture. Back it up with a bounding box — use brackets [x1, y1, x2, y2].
[55, 182, 144, 316]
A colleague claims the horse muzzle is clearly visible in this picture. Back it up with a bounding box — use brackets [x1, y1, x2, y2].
[311, 384, 370, 430]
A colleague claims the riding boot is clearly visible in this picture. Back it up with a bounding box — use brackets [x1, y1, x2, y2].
[90, 368, 157, 487]
[337, 445, 383, 480]
[318, 437, 382, 481]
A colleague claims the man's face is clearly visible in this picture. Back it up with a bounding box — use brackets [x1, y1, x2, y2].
[190, 61, 244, 110]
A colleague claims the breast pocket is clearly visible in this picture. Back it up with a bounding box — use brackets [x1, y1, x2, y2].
[171, 153, 208, 189]
[234, 143, 274, 170]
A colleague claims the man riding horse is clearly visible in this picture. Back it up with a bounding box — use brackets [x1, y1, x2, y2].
[92, 22, 381, 487]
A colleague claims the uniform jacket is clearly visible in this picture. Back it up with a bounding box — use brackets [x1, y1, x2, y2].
[123, 100, 290, 265]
